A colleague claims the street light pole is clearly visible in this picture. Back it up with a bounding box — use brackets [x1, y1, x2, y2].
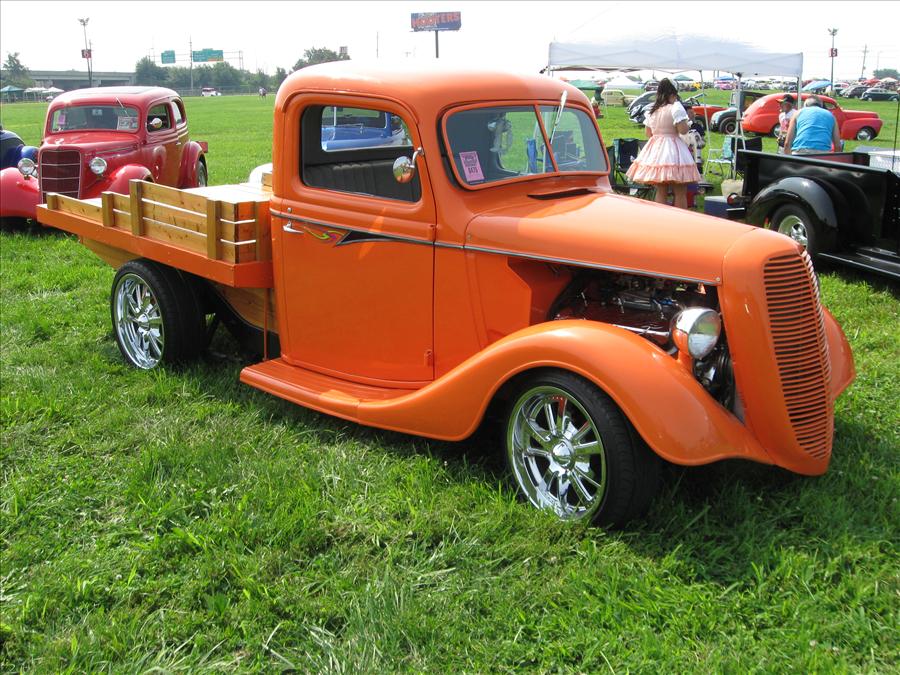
[828, 28, 838, 93]
[78, 17, 93, 87]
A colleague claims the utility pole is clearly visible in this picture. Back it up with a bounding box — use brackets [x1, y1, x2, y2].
[828, 28, 838, 93]
[860, 44, 868, 80]
[78, 18, 93, 87]
[189, 37, 193, 93]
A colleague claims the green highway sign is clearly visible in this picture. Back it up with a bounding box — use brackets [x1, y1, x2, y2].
[161, 50, 176, 65]
[192, 48, 224, 63]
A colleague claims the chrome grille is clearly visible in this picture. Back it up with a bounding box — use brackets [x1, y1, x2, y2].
[763, 252, 833, 459]
[39, 148, 82, 200]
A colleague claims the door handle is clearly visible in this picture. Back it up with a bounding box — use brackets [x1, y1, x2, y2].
[283, 223, 305, 235]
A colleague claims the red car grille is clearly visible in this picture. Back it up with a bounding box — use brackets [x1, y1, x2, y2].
[763, 252, 833, 459]
[39, 148, 82, 200]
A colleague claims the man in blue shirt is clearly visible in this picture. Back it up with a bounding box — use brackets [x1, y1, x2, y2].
[784, 96, 842, 155]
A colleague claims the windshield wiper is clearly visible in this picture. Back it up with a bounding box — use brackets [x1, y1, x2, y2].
[547, 90, 568, 146]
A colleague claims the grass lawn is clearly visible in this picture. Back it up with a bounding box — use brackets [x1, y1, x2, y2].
[1, 92, 898, 672]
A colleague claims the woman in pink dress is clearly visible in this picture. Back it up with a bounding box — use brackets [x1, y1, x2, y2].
[626, 78, 701, 208]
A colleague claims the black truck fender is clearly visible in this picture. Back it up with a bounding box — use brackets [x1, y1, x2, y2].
[746, 176, 838, 232]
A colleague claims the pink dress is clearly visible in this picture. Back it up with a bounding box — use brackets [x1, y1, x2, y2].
[626, 102, 701, 184]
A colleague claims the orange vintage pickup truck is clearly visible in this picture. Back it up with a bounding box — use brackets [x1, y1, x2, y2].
[37, 63, 855, 527]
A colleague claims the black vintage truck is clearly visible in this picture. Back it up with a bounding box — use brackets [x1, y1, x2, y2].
[728, 150, 900, 281]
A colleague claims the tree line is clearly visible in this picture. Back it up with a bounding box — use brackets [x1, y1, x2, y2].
[1, 47, 350, 92]
[134, 47, 350, 91]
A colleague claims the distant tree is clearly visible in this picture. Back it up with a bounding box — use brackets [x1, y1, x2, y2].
[192, 65, 213, 88]
[134, 57, 168, 86]
[292, 47, 349, 72]
[273, 67, 288, 88]
[248, 69, 271, 90]
[165, 67, 193, 91]
[3, 52, 32, 87]
[873, 68, 899, 79]
[209, 62, 242, 90]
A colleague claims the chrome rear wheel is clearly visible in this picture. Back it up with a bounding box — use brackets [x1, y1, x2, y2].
[113, 273, 164, 369]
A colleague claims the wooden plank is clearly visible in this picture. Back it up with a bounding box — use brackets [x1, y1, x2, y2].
[111, 193, 130, 212]
[206, 200, 220, 260]
[139, 200, 208, 234]
[129, 180, 143, 236]
[142, 181, 208, 213]
[219, 239, 257, 263]
[45, 193, 59, 210]
[101, 193, 114, 227]
[214, 284, 278, 331]
[111, 209, 131, 230]
[261, 171, 272, 191]
[141, 219, 206, 255]
[81, 238, 137, 268]
[55, 194, 103, 222]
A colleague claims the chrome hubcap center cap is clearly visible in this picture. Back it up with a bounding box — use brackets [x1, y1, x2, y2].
[551, 439, 574, 468]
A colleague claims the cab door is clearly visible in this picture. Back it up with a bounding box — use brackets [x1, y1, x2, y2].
[272, 96, 436, 387]
[144, 101, 180, 184]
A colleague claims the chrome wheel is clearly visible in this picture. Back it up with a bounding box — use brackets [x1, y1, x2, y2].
[508, 385, 607, 521]
[113, 273, 164, 369]
[777, 214, 809, 248]
[856, 127, 874, 141]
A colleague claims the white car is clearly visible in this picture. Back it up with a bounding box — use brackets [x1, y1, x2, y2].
[200, 88, 221, 97]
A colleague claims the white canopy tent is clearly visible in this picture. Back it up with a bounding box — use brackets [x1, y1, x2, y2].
[548, 34, 804, 176]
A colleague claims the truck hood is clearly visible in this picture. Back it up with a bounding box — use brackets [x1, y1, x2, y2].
[41, 133, 140, 156]
[465, 190, 757, 284]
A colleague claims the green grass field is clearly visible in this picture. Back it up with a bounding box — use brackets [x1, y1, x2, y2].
[1, 93, 898, 672]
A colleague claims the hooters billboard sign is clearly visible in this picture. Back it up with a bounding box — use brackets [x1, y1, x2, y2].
[411, 12, 461, 32]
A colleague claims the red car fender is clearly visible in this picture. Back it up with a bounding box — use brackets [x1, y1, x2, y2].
[178, 141, 207, 188]
[103, 164, 154, 195]
[0, 167, 41, 219]
[838, 117, 882, 140]
[243, 320, 776, 469]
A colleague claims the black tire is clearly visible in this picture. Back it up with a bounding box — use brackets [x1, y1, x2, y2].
[768, 203, 835, 259]
[694, 117, 707, 131]
[110, 259, 206, 369]
[505, 370, 661, 528]
[196, 159, 208, 187]
[721, 119, 737, 135]
[855, 126, 875, 141]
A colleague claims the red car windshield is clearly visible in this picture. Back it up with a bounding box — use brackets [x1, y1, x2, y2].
[49, 105, 140, 133]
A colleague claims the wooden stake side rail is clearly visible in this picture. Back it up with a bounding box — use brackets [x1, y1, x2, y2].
[37, 179, 274, 289]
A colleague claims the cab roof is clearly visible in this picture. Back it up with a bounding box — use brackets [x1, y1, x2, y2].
[50, 86, 180, 108]
[275, 61, 586, 119]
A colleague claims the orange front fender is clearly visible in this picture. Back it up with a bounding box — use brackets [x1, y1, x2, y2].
[358, 321, 773, 468]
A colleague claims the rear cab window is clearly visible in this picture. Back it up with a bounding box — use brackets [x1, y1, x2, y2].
[147, 103, 172, 131]
[300, 104, 420, 202]
[443, 103, 606, 188]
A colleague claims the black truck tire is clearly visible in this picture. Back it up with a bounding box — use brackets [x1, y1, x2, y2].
[110, 260, 206, 369]
[768, 203, 835, 259]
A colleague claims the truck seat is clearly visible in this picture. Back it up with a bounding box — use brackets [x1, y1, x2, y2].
[304, 160, 420, 202]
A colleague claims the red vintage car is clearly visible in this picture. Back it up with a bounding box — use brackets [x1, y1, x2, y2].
[742, 93, 883, 141]
[0, 87, 207, 221]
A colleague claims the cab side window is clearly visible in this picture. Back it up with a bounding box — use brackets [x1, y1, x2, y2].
[172, 100, 185, 126]
[300, 104, 420, 202]
[147, 103, 172, 131]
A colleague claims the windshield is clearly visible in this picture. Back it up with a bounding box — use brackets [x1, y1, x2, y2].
[49, 105, 140, 133]
[444, 104, 606, 187]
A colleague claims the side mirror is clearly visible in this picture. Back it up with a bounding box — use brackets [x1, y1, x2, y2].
[393, 147, 424, 184]
[148, 117, 163, 131]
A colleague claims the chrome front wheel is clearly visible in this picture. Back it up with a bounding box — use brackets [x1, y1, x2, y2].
[505, 371, 661, 527]
[508, 385, 607, 521]
[113, 273, 164, 369]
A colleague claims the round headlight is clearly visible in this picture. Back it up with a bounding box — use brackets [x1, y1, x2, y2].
[89, 157, 107, 175]
[17, 157, 37, 177]
[672, 308, 722, 360]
